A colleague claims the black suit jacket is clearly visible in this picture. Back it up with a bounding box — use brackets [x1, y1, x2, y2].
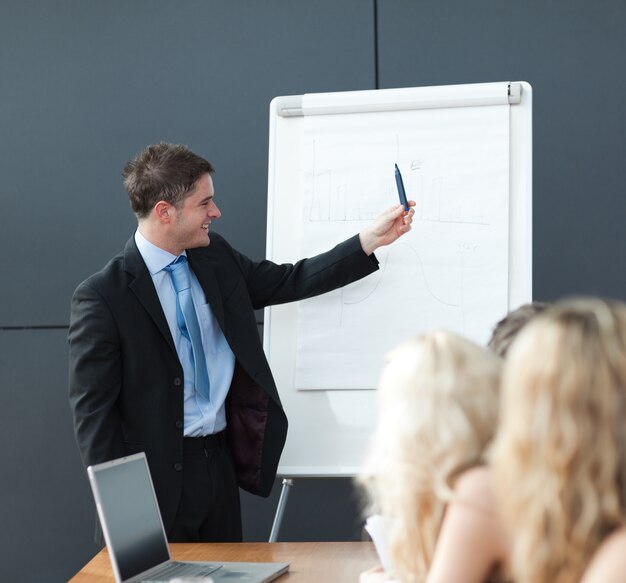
[69, 232, 378, 533]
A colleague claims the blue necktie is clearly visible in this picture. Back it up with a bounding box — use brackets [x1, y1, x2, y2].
[164, 256, 210, 401]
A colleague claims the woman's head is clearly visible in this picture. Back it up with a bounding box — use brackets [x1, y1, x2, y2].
[360, 330, 502, 581]
[487, 301, 549, 358]
[373, 331, 502, 485]
[494, 297, 626, 583]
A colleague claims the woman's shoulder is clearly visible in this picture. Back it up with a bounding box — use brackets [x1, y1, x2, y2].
[453, 466, 495, 510]
[581, 527, 626, 583]
[427, 466, 511, 583]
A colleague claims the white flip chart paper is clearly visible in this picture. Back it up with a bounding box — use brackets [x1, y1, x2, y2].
[295, 104, 510, 390]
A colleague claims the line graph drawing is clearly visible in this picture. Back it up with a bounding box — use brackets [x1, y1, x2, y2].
[339, 241, 464, 327]
[343, 243, 461, 307]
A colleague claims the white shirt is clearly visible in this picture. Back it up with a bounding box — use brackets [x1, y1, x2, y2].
[135, 230, 235, 436]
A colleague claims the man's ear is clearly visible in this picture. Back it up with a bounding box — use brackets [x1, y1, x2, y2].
[155, 201, 172, 223]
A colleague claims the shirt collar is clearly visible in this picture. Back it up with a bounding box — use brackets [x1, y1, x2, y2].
[134, 229, 187, 275]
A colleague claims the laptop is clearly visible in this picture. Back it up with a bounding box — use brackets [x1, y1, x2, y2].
[87, 452, 289, 583]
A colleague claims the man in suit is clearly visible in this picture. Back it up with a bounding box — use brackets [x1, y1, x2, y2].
[69, 142, 414, 543]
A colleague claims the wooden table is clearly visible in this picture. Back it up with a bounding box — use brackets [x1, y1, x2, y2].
[70, 541, 378, 582]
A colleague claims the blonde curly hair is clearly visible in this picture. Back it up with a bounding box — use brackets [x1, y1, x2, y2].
[493, 297, 626, 583]
[358, 331, 502, 583]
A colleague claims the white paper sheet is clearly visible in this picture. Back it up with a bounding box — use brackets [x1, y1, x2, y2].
[295, 105, 510, 390]
[364, 514, 393, 573]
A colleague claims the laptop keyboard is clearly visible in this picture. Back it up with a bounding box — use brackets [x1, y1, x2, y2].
[145, 561, 222, 581]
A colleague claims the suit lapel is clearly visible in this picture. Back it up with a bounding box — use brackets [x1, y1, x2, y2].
[123, 237, 177, 356]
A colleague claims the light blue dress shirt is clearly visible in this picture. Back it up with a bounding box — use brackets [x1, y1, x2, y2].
[135, 230, 235, 436]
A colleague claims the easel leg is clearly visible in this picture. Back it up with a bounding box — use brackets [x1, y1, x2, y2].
[269, 478, 294, 542]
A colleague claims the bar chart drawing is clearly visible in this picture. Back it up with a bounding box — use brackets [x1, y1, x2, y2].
[304, 139, 491, 227]
[304, 140, 392, 223]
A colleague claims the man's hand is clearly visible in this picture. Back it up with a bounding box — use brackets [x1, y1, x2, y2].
[359, 202, 415, 256]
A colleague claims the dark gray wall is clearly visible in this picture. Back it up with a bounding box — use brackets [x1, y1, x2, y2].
[1, 0, 625, 580]
[0, 330, 97, 580]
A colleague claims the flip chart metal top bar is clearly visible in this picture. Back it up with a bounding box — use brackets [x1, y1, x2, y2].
[275, 82, 522, 117]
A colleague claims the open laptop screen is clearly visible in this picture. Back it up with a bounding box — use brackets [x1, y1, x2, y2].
[89, 454, 170, 581]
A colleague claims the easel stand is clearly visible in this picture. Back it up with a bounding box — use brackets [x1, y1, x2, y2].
[268, 478, 293, 542]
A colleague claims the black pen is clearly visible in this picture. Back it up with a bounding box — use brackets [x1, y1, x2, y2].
[394, 164, 410, 211]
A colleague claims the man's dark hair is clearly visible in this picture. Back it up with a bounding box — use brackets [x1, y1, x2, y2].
[122, 142, 214, 218]
[488, 302, 549, 358]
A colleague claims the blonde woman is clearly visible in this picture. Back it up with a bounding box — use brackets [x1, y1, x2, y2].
[487, 301, 548, 358]
[358, 331, 510, 583]
[493, 298, 626, 583]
